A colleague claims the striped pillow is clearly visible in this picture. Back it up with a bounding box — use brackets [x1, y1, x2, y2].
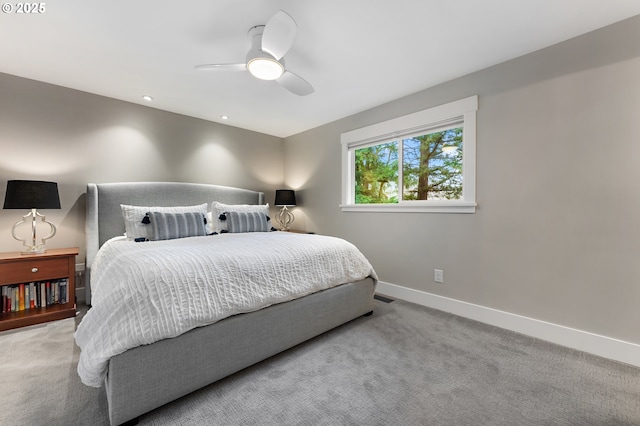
[121, 203, 209, 240]
[226, 211, 269, 233]
[146, 211, 207, 241]
[211, 202, 271, 233]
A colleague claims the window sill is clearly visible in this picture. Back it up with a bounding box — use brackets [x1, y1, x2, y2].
[340, 202, 476, 214]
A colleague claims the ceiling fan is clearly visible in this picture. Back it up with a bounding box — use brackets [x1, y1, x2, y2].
[195, 10, 314, 96]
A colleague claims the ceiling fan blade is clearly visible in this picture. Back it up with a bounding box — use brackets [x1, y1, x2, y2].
[277, 71, 314, 96]
[194, 63, 247, 71]
[261, 10, 297, 60]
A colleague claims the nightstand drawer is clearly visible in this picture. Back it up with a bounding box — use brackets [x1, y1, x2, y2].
[0, 257, 69, 285]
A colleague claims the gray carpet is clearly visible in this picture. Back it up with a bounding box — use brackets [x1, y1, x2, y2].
[1, 298, 639, 425]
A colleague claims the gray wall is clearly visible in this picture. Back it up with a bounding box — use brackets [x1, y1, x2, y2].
[283, 16, 640, 345]
[2, 15, 638, 346]
[0, 73, 283, 260]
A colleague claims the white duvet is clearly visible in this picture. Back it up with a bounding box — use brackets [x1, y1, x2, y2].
[74, 232, 377, 387]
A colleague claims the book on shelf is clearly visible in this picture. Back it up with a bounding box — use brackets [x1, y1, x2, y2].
[61, 279, 68, 304]
[19, 283, 25, 311]
[24, 284, 30, 311]
[40, 282, 46, 308]
[0, 286, 7, 313]
[1, 279, 70, 314]
[29, 282, 35, 309]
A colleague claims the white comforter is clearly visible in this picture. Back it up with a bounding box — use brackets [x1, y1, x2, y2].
[74, 232, 377, 387]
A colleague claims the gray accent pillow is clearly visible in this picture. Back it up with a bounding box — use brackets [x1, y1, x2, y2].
[211, 202, 271, 233]
[147, 211, 207, 241]
[121, 203, 209, 240]
[226, 211, 269, 233]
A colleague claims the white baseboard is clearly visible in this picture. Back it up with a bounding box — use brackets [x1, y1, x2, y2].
[377, 281, 640, 368]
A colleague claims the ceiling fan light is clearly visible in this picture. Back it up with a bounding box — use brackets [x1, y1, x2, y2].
[247, 57, 284, 80]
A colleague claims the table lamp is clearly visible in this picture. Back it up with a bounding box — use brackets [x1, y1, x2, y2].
[3, 180, 61, 254]
[274, 189, 296, 231]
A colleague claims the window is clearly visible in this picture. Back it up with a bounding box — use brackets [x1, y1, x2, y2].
[341, 96, 477, 213]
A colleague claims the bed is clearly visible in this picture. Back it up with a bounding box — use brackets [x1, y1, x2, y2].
[77, 182, 377, 426]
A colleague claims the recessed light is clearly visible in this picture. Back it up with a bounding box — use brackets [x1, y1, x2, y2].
[220, 115, 229, 120]
[142, 95, 153, 102]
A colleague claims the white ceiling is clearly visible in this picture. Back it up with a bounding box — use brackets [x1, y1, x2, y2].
[1, 1, 639, 138]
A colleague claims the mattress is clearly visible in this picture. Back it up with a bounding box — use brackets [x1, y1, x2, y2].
[74, 231, 377, 387]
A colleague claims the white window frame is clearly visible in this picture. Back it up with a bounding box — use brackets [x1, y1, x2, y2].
[340, 95, 478, 213]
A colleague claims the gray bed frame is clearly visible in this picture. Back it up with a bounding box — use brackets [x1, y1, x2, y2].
[85, 182, 376, 426]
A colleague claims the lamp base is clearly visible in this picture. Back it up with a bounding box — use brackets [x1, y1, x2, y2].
[20, 246, 47, 255]
[11, 208, 56, 254]
[275, 206, 295, 231]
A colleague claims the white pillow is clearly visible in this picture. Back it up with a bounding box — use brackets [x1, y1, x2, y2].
[121, 203, 209, 240]
[211, 202, 271, 233]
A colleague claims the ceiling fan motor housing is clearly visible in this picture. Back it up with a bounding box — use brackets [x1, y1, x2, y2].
[246, 25, 285, 80]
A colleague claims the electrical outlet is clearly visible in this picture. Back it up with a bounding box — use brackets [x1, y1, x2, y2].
[434, 269, 444, 283]
[75, 263, 85, 273]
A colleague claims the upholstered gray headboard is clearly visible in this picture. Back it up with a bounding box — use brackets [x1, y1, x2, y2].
[85, 182, 265, 305]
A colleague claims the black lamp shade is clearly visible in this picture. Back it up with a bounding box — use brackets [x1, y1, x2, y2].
[274, 189, 296, 206]
[3, 180, 61, 209]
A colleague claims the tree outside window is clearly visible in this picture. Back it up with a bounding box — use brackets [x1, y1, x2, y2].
[354, 142, 398, 204]
[341, 95, 477, 213]
[354, 127, 463, 204]
[402, 127, 463, 201]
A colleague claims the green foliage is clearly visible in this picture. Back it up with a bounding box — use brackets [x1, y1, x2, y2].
[355, 142, 398, 204]
[403, 127, 463, 200]
[353, 127, 463, 204]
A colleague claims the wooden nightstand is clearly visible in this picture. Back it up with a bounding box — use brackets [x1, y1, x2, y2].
[0, 247, 78, 332]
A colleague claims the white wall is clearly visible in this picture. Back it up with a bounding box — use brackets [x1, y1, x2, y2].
[283, 16, 640, 346]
